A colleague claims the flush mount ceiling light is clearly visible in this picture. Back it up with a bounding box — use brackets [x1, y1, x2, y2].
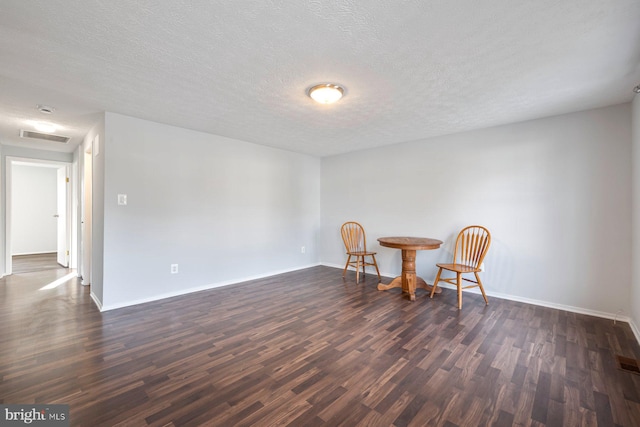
[34, 122, 57, 133]
[26, 120, 57, 133]
[308, 83, 344, 104]
[634, 84, 640, 94]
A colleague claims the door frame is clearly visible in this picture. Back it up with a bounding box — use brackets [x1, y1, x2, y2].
[56, 166, 70, 267]
[80, 145, 93, 286]
[5, 156, 74, 275]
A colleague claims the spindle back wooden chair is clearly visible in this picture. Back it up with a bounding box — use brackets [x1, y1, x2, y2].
[430, 225, 491, 309]
[340, 221, 381, 283]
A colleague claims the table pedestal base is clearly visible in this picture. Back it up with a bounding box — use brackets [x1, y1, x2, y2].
[376, 249, 442, 301]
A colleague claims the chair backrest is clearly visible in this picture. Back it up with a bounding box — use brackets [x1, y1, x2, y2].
[341, 222, 368, 253]
[453, 225, 491, 268]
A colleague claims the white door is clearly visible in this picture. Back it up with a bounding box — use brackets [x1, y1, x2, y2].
[56, 167, 68, 267]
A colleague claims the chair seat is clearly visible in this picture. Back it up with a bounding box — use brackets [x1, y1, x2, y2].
[347, 251, 377, 256]
[436, 263, 480, 273]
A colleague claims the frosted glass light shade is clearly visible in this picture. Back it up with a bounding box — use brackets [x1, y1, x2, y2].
[26, 120, 57, 133]
[34, 122, 56, 133]
[308, 84, 344, 104]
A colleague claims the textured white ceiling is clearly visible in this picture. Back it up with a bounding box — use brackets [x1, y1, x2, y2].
[0, 1, 639, 156]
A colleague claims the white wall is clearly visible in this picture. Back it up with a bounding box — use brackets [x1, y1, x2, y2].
[11, 164, 57, 255]
[632, 94, 640, 338]
[99, 112, 320, 310]
[321, 103, 632, 318]
[0, 144, 2, 274]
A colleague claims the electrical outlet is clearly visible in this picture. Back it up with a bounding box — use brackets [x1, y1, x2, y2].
[117, 194, 127, 205]
[171, 264, 179, 274]
[301, 246, 306, 254]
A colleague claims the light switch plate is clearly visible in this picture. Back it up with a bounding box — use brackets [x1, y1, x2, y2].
[117, 194, 127, 205]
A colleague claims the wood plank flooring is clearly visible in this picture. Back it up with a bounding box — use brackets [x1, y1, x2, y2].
[1, 264, 639, 426]
[12, 252, 60, 274]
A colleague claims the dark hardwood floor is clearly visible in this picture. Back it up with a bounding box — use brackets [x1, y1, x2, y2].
[1, 264, 639, 426]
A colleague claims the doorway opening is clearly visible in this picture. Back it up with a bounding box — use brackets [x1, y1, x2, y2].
[5, 157, 75, 276]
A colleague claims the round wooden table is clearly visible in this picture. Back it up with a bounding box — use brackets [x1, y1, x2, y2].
[377, 237, 443, 301]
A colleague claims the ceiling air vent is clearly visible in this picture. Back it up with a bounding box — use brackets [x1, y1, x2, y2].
[20, 129, 70, 144]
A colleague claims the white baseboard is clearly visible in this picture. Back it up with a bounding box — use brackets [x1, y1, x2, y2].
[323, 262, 635, 327]
[99, 263, 321, 312]
[91, 261, 640, 347]
[440, 282, 631, 322]
[629, 318, 640, 345]
[90, 291, 103, 311]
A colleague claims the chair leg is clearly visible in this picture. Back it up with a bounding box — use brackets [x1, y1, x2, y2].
[457, 272, 462, 309]
[355, 256, 361, 283]
[342, 255, 352, 277]
[475, 272, 489, 305]
[430, 267, 443, 298]
[371, 255, 381, 282]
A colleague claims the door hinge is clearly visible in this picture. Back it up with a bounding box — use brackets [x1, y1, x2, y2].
[66, 177, 69, 183]
[66, 250, 69, 256]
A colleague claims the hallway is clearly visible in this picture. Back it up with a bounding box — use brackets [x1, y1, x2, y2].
[12, 253, 62, 274]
